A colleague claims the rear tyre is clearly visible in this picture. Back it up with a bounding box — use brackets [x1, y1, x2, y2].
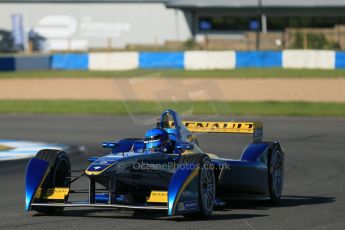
[268, 144, 284, 202]
[33, 149, 71, 214]
[179, 154, 215, 217]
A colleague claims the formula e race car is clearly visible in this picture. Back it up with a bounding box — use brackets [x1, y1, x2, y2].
[25, 109, 284, 217]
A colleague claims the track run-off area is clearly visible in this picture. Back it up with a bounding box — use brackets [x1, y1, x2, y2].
[0, 78, 344, 102]
[0, 114, 344, 230]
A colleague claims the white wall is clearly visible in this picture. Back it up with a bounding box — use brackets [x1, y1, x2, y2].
[0, 3, 191, 50]
[89, 52, 139, 70]
[184, 51, 236, 70]
[283, 50, 336, 69]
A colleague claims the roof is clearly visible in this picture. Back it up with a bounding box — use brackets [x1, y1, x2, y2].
[1, 0, 343, 7]
[166, 0, 345, 8]
[0, 0, 166, 3]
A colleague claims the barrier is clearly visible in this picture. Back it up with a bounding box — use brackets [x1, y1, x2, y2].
[0, 57, 15, 71]
[139, 52, 184, 69]
[89, 52, 138, 70]
[51, 54, 88, 70]
[283, 50, 335, 69]
[1, 50, 345, 71]
[236, 51, 282, 68]
[15, 56, 50, 71]
[184, 51, 235, 70]
[335, 52, 345, 69]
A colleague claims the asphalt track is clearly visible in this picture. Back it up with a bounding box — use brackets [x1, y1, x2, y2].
[0, 114, 344, 230]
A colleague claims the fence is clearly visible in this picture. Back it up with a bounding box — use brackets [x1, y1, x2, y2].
[193, 26, 345, 51]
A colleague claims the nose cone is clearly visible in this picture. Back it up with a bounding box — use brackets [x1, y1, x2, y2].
[85, 157, 118, 176]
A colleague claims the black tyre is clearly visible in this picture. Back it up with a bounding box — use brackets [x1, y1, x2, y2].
[268, 144, 284, 202]
[179, 154, 215, 217]
[33, 149, 71, 214]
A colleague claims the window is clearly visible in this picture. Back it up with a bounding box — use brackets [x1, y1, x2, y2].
[199, 16, 345, 32]
[268, 17, 345, 30]
[198, 17, 259, 31]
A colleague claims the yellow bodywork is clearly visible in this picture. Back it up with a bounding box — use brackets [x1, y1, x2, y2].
[147, 191, 168, 203]
[181, 121, 262, 134]
[35, 187, 69, 200]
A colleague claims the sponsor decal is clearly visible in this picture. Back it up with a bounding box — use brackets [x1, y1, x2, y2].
[169, 120, 260, 134]
[184, 121, 254, 133]
[33, 15, 131, 50]
[147, 191, 168, 203]
[35, 187, 69, 200]
[80, 17, 131, 37]
[178, 200, 198, 211]
[35, 15, 77, 38]
[184, 200, 198, 210]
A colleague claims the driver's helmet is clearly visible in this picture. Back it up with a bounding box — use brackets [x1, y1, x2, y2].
[144, 128, 171, 153]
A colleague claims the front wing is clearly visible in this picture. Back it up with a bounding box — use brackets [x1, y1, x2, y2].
[26, 157, 200, 216]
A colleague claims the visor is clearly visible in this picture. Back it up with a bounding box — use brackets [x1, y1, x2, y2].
[145, 141, 162, 150]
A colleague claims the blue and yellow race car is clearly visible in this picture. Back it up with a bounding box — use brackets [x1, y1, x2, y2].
[25, 109, 284, 217]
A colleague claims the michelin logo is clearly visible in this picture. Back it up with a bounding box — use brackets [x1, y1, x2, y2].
[178, 200, 198, 211]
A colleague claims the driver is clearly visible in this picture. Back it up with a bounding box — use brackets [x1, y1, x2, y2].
[144, 128, 173, 153]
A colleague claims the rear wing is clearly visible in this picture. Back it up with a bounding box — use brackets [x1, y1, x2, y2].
[181, 121, 263, 143]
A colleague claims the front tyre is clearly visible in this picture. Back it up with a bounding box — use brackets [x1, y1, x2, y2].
[199, 156, 216, 216]
[33, 149, 71, 214]
[179, 154, 215, 217]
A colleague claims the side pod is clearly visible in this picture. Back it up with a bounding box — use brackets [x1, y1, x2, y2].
[240, 142, 270, 162]
[25, 158, 49, 211]
[167, 163, 199, 216]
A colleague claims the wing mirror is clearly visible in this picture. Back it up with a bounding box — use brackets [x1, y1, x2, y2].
[175, 142, 194, 153]
[102, 142, 119, 149]
[102, 142, 120, 154]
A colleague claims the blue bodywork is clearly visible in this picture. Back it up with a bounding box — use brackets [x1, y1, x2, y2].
[25, 158, 49, 211]
[168, 163, 199, 215]
[25, 109, 280, 216]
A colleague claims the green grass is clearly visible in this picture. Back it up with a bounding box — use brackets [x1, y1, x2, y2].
[0, 100, 344, 117]
[1, 69, 345, 79]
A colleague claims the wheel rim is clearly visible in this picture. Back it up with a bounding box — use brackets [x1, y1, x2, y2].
[200, 161, 215, 212]
[271, 150, 284, 197]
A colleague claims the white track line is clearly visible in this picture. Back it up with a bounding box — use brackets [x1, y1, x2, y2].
[0, 139, 66, 161]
